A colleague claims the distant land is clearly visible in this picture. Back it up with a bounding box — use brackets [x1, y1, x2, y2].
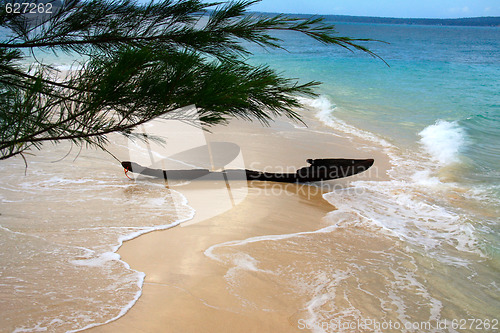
[321, 15, 500, 27]
[254, 12, 500, 27]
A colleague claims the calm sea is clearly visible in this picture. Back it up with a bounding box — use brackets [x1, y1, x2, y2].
[249, 22, 499, 191]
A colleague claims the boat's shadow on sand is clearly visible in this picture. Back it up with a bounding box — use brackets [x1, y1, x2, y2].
[122, 176, 342, 228]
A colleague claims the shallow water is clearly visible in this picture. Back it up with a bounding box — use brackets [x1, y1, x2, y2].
[0, 141, 194, 332]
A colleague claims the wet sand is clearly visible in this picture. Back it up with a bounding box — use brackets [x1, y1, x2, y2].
[88, 115, 391, 332]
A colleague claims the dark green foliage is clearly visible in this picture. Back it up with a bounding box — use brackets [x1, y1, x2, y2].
[0, 0, 382, 160]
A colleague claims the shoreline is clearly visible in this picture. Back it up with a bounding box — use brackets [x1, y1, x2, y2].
[87, 112, 392, 332]
[89, 183, 334, 333]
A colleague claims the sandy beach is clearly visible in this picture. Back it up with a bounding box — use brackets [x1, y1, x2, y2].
[88, 113, 392, 332]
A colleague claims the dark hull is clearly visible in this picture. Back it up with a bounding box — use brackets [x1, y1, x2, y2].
[121, 158, 374, 183]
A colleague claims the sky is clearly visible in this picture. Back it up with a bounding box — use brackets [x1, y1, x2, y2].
[242, 0, 500, 19]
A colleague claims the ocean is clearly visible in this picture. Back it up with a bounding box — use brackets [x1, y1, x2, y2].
[247, 22, 500, 255]
[1, 19, 499, 332]
[242, 21, 500, 331]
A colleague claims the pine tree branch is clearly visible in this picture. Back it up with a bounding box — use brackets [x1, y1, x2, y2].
[0, 0, 387, 160]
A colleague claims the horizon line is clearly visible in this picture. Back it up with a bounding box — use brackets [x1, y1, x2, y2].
[248, 11, 500, 21]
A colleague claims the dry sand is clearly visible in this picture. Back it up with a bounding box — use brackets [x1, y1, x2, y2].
[88, 114, 391, 333]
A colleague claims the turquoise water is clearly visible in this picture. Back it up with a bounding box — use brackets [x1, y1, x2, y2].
[248, 23, 499, 169]
[245, 22, 500, 326]
[247, 22, 500, 249]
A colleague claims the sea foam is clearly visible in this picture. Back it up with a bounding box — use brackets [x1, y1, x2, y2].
[300, 96, 393, 149]
[302, 96, 479, 260]
[0, 141, 196, 333]
[418, 120, 466, 166]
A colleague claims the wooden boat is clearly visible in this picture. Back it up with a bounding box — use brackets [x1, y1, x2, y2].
[121, 158, 374, 183]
